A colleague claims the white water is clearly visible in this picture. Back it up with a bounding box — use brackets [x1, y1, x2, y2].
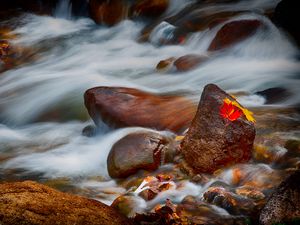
[0, 0, 299, 210]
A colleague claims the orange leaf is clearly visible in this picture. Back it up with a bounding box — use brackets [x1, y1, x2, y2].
[220, 100, 243, 121]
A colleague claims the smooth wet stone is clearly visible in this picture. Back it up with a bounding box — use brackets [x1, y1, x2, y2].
[107, 131, 176, 178]
[255, 87, 292, 104]
[208, 20, 263, 51]
[111, 195, 145, 218]
[174, 54, 208, 72]
[259, 170, 300, 225]
[176, 196, 247, 225]
[89, 0, 127, 26]
[130, 0, 169, 18]
[203, 186, 258, 216]
[0, 181, 134, 225]
[84, 86, 197, 133]
[180, 84, 255, 174]
[156, 57, 176, 71]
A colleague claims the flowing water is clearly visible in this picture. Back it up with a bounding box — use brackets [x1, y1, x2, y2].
[0, 0, 300, 220]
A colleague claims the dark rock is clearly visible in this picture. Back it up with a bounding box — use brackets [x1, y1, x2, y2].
[177, 196, 247, 225]
[70, 0, 89, 17]
[180, 84, 255, 174]
[174, 54, 208, 72]
[0, 181, 134, 225]
[284, 139, 300, 157]
[82, 125, 98, 137]
[107, 131, 176, 178]
[255, 87, 292, 104]
[208, 20, 263, 51]
[273, 0, 300, 47]
[89, 0, 128, 26]
[259, 170, 300, 225]
[203, 186, 258, 217]
[84, 86, 197, 133]
[17, 0, 59, 15]
[130, 0, 169, 19]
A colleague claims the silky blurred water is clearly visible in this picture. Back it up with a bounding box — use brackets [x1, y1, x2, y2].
[0, 0, 299, 211]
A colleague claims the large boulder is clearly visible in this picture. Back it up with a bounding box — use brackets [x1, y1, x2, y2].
[180, 84, 255, 174]
[130, 0, 169, 18]
[89, 0, 128, 26]
[208, 19, 263, 51]
[0, 181, 134, 225]
[259, 170, 300, 225]
[84, 87, 197, 134]
[107, 131, 176, 178]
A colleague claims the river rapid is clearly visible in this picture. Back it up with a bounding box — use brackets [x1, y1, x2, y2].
[0, 0, 300, 219]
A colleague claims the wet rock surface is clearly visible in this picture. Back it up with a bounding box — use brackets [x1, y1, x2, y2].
[259, 170, 300, 225]
[84, 86, 197, 133]
[174, 54, 208, 72]
[180, 84, 255, 174]
[89, 0, 128, 26]
[107, 131, 176, 178]
[0, 181, 134, 225]
[255, 87, 292, 104]
[208, 20, 263, 51]
[130, 0, 169, 19]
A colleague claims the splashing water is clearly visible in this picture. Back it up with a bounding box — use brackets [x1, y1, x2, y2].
[0, 0, 299, 217]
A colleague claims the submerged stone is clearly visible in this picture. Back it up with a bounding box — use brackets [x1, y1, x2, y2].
[208, 20, 263, 51]
[89, 0, 127, 26]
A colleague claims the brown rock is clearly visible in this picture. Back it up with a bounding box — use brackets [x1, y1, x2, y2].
[208, 19, 263, 51]
[130, 0, 169, 18]
[174, 54, 208, 72]
[180, 84, 255, 174]
[0, 181, 134, 225]
[89, 0, 128, 26]
[259, 170, 300, 225]
[107, 131, 176, 178]
[0, 40, 10, 58]
[176, 196, 246, 225]
[111, 195, 144, 218]
[156, 57, 176, 71]
[84, 86, 197, 133]
[203, 186, 257, 216]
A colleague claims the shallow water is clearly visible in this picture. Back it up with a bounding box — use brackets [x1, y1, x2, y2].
[0, 0, 300, 219]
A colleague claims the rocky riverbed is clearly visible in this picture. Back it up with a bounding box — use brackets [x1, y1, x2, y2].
[1, 0, 300, 225]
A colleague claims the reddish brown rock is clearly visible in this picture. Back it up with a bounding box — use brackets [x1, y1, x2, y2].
[0, 181, 134, 225]
[0, 40, 10, 58]
[130, 0, 169, 18]
[174, 54, 208, 72]
[180, 84, 255, 174]
[89, 0, 128, 26]
[208, 19, 263, 51]
[259, 170, 300, 225]
[84, 86, 197, 133]
[156, 57, 176, 71]
[107, 131, 176, 178]
[203, 186, 258, 216]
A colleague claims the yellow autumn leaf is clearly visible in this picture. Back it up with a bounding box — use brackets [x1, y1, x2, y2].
[224, 98, 255, 123]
